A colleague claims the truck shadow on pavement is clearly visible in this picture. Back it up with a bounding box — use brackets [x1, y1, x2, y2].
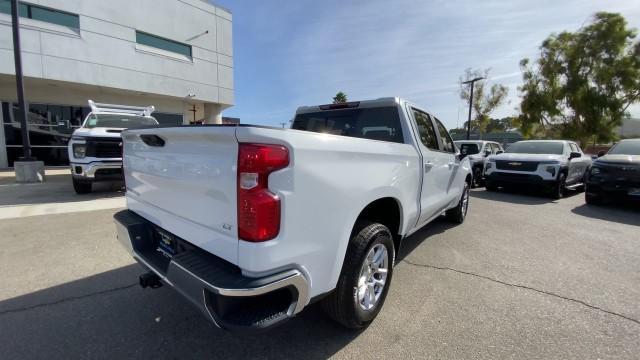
[571, 203, 640, 227]
[0, 265, 360, 360]
[470, 187, 580, 205]
[397, 217, 455, 262]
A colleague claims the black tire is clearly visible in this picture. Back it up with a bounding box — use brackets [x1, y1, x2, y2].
[472, 167, 484, 188]
[550, 172, 566, 200]
[585, 190, 603, 205]
[322, 221, 395, 329]
[485, 180, 498, 192]
[73, 178, 92, 194]
[446, 180, 470, 224]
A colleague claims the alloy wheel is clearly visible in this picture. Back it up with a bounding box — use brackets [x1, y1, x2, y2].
[356, 244, 389, 311]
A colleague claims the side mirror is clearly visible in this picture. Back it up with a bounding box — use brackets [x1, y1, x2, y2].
[569, 151, 581, 160]
[484, 149, 491, 157]
[591, 155, 598, 160]
[496, 150, 504, 154]
[597, 150, 606, 158]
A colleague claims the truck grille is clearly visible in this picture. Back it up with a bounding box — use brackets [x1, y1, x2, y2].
[86, 138, 122, 158]
[495, 160, 539, 172]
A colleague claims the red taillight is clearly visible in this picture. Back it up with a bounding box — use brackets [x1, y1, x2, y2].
[237, 143, 289, 242]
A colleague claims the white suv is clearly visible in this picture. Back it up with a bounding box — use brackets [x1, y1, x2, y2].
[454, 140, 504, 187]
[484, 140, 591, 198]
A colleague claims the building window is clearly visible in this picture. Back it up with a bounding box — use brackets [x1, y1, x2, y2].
[0, 0, 80, 28]
[136, 31, 192, 57]
[153, 112, 183, 126]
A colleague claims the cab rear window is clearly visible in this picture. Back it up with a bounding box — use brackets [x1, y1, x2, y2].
[291, 107, 404, 143]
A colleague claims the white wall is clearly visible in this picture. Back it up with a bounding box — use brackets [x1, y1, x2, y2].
[619, 118, 640, 138]
[0, 76, 185, 114]
[0, 0, 233, 107]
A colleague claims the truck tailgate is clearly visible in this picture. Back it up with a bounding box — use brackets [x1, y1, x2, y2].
[121, 127, 239, 264]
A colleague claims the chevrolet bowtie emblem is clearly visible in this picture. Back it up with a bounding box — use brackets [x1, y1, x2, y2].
[508, 162, 522, 166]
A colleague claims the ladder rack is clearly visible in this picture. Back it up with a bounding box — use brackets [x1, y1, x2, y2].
[88, 100, 155, 117]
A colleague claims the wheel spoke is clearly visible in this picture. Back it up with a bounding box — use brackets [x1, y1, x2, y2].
[363, 287, 371, 308]
[368, 284, 375, 305]
[366, 249, 375, 263]
[358, 284, 367, 301]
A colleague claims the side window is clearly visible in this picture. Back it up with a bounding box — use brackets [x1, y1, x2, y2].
[491, 143, 500, 153]
[434, 118, 455, 153]
[480, 143, 494, 155]
[569, 143, 578, 153]
[412, 109, 439, 150]
[571, 143, 583, 153]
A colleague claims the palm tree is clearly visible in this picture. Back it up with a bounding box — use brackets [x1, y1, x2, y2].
[333, 91, 348, 104]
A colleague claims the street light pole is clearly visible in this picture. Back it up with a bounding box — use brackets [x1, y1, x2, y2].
[10, 0, 33, 160]
[462, 77, 484, 140]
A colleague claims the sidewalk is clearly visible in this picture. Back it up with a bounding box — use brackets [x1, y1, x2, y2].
[0, 168, 125, 220]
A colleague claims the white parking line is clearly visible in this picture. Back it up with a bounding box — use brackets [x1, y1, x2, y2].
[0, 198, 125, 220]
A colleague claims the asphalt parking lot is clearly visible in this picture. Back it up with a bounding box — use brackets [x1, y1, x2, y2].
[1, 172, 639, 359]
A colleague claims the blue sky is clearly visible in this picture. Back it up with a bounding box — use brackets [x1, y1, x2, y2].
[212, 0, 640, 129]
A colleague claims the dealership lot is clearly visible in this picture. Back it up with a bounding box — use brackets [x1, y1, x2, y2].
[0, 173, 638, 359]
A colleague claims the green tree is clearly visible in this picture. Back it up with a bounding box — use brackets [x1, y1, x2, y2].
[459, 68, 509, 136]
[452, 117, 514, 135]
[333, 91, 348, 104]
[518, 12, 640, 145]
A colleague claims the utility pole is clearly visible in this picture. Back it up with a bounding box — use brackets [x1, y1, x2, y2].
[11, 0, 32, 160]
[279, 122, 287, 128]
[462, 77, 484, 140]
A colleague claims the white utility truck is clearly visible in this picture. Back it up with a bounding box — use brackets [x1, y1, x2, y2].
[68, 100, 158, 194]
[114, 97, 472, 331]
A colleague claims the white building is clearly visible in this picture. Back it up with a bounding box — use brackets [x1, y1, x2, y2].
[0, 0, 233, 167]
[618, 118, 640, 138]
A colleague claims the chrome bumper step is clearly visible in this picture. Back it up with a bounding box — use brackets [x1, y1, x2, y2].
[114, 210, 309, 331]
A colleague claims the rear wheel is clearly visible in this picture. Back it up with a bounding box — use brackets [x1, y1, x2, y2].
[322, 221, 395, 329]
[73, 178, 92, 194]
[550, 173, 566, 200]
[472, 167, 484, 188]
[446, 181, 470, 224]
[585, 189, 603, 205]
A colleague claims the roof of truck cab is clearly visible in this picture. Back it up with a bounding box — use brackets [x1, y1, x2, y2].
[454, 140, 497, 145]
[295, 97, 403, 114]
[514, 140, 570, 143]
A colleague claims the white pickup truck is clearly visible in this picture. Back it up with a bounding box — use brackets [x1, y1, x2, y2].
[68, 101, 158, 194]
[114, 97, 472, 331]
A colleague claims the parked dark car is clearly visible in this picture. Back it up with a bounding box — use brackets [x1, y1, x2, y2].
[585, 139, 640, 205]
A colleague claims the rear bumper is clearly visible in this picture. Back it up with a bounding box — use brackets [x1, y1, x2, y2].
[71, 161, 123, 181]
[114, 210, 309, 331]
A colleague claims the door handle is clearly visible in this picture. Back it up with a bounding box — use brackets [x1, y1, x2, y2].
[424, 161, 433, 172]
